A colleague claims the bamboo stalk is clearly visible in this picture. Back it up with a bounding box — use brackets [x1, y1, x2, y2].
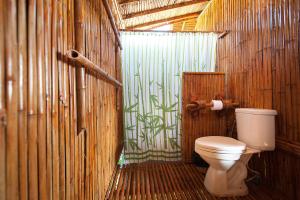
[101, 0, 122, 50]
[4, 0, 19, 198]
[64, 0, 71, 199]
[0, 0, 6, 199]
[37, 0, 47, 198]
[28, 0, 38, 199]
[57, 0, 66, 199]
[74, 0, 86, 132]
[67, 0, 76, 198]
[18, 0, 28, 199]
[44, 0, 52, 198]
[66, 50, 122, 87]
[51, 0, 60, 199]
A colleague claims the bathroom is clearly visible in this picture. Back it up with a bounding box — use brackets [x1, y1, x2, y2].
[0, 0, 299, 199]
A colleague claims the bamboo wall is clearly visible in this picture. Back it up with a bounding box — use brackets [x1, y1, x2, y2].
[181, 72, 226, 162]
[196, 0, 300, 199]
[0, 0, 123, 199]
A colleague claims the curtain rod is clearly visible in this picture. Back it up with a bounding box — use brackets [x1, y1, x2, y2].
[120, 29, 222, 34]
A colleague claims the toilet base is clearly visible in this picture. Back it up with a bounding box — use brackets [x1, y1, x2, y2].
[204, 176, 248, 197]
[203, 153, 253, 197]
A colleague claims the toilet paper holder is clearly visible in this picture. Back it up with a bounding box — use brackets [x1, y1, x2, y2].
[186, 99, 239, 112]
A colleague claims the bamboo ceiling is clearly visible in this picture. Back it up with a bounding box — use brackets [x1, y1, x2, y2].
[116, 0, 210, 30]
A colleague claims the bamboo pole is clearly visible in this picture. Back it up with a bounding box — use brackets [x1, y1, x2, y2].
[17, 0, 28, 199]
[0, 0, 6, 199]
[51, 0, 60, 199]
[101, 0, 123, 50]
[57, 0, 66, 199]
[28, 0, 38, 199]
[74, 0, 86, 132]
[44, 0, 53, 198]
[66, 50, 123, 87]
[67, 0, 76, 198]
[37, 0, 47, 198]
[64, 0, 71, 199]
[4, 0, 19, 199]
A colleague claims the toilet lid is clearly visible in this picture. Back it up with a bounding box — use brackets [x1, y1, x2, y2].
[195, 136, 246, 153]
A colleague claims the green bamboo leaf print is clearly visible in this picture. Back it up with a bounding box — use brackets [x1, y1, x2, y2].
[128, 138, 141, 151]
[169, 137, 180, 149]
[121, 31, 218, 163]
[150, 95, 159, 106]
[125, 125, 136, 131]
[165, 102, 178, 112]
[124, 103, 138, 113]
[139, 131, 149, 148]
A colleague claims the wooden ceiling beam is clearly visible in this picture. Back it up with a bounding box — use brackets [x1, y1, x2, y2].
[119, 0, 139, 5]
[126, 12, 201, 30]
[123, 0, 208, 19]
[145, 17, 197, 30]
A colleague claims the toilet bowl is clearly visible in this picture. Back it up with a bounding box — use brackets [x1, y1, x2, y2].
[195, 108, 277, 197]
[195, 137, 260, 197]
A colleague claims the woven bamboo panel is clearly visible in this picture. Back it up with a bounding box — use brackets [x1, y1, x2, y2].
[181, 72, 226, 162]
[0, 0, 123, 199]
[107, 162, 286, 200]
[196, 0, 300, 199]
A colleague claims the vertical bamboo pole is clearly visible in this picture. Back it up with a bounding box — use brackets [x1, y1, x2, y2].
[74, 0, 86, 132]
[67, 0, 76, 199]
[44, 0, 53, 198]
[57, 0, 66, 199]
[18, 0, 28, 199]
[84, 1, 91, 198]
[51, 0, 60, 199]
[28, 0, 38, 199]
[74, 0, 86, 198]
[4, 0, 19, 199]
[64, 0, 71, 199]
[0, 0, 6, 199]
[37, 0, 47, 198]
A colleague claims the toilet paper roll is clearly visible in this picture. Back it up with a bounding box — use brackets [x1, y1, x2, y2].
[211, 100, 223, 110]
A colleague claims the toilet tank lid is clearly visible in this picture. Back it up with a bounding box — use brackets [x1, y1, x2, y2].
[195, 136, 246, 152]
[235, 108, 277, 115]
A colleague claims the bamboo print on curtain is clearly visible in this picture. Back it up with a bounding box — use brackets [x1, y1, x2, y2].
[121, 31, 218, 163]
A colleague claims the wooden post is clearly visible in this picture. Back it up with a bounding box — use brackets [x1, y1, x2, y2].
[0, 0, 6, 199]
[74, 0, 86, 133]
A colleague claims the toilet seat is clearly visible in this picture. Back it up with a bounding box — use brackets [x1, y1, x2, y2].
[195, 136, 246, 154]
[195, 147, 243, 160]
[195, 136, 247, 161]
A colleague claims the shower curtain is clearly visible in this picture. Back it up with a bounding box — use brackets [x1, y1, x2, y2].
[121, 31, 218, 163]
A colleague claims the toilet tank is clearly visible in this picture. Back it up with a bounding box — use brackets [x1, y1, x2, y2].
[235, 108, 277, 151]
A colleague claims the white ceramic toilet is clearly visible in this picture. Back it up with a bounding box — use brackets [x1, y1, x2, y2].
[195, 108, 277, 197]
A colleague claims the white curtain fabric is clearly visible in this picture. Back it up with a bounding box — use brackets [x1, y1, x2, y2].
[121, 31, 218, 163]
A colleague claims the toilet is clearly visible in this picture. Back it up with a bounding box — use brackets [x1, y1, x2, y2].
[195, 108, 277, 197]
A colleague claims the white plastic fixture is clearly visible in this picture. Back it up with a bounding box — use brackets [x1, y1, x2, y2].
[194, 108, 277, 197]
[235, 108, 277, 151]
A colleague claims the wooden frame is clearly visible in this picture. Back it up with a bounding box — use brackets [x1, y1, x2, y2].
[123, 0, 208, 19]
[126, 12, 201, 30]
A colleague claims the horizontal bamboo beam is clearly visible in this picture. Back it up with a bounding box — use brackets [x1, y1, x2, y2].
[120, 29, 221, 33]
[186, 100, 239, 111]
[119, 0, 139, 5]
[126, 12, 201, 30]
[102, 0, 123, 50]
[123, 0, 208, 19]
[276, 137, 300, 157]
[218, 30, 229, 39]
[66, 50, 122, 87]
